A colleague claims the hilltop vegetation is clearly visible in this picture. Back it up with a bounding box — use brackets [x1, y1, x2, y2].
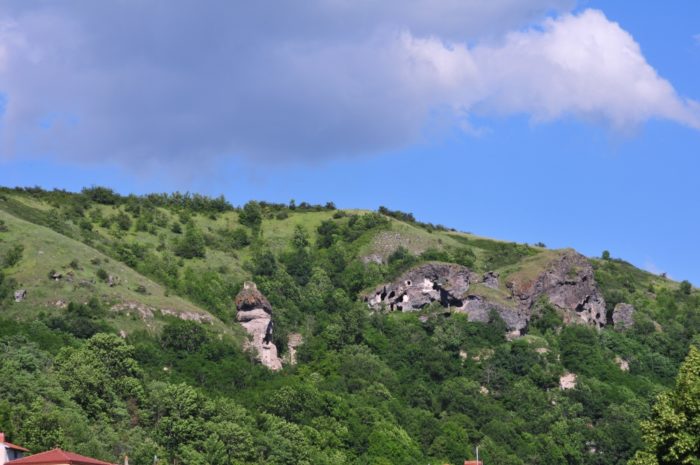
[0, 186, 698, 465]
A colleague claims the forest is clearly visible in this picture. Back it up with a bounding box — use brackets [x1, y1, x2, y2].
[0, 186, 698, 465]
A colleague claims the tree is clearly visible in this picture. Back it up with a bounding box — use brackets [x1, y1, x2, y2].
[239, 201, 263, 233]
[175, 222, 206, 259]
[629, 346, 700, 465]
[680, 280, 692, 296]
[161, 320, 207, 352]
[602, 250, 611, 260]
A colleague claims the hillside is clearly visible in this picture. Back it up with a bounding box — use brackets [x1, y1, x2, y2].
[0, 186, 698, 465]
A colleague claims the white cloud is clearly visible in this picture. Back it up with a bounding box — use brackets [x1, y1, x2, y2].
[400, 9, 700, 131]
[0, 3, 696, 169]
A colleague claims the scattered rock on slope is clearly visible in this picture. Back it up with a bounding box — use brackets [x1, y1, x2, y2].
[14, 289, 26, 302]
[235, 282, 282, 371]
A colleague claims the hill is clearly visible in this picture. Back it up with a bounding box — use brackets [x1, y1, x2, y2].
[0, 186, 698, 465]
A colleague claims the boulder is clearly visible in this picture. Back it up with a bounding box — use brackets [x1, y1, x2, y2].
[482, 271, 500, 289]
[235, 282, 282, 371]
[108, 275, 120, 287]
[14, 289, 26, 302]
[612, 303, 635, 330]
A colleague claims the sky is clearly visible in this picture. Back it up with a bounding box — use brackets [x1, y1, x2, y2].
[0, 1, 699, 283]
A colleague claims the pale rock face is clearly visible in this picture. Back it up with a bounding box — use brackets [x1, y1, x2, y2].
[560, 372, 577, 390]
[615, 356, 630, 371]
[235, 282, 283, 371]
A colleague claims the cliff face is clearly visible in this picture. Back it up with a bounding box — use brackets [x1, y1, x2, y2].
[364, 251, 610, 335]
[235, 282, 282, 370]
[507, 250, 607, 329]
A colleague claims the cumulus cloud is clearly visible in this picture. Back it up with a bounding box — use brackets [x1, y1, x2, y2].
[0, 1, 696, 168]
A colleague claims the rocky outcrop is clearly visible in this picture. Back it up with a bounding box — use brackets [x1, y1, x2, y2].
[365, 251, 608, 336]
[110, 301, 213, 323]
[235, 282, 282, 371]
[364, 263, 472, 311]
[14, 289, 26, 302]
[364, 263, 530, 333]
[612, 303, 635, 330]
[458, 295, 529, 333]
[507, 250, 607, 329]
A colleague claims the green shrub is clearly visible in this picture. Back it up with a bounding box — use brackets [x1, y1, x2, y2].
[96, 268, 109, 282]
[3, 244, 24, 267]
[160, 320, 208, 352]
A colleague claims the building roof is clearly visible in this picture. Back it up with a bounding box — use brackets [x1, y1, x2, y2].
[8, 448, 116, 465]
[0, 433, 29, 453]
[3, 441, 30, 453]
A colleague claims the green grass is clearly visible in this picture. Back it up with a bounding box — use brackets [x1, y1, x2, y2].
[0, 208, 236, 337]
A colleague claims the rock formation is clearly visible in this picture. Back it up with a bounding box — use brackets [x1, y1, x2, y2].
[365, 263, 471, 311]
[612, 303, 635, 330]
[365, 251, 608, 336]
[235, 282, 282, 371]
[507, 250, 606, 329]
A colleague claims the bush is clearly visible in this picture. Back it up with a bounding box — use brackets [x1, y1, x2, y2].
[3, 244, 24, 267]
[161, 320, 208, 352]
[0, 220, 8, 232]
[239, 201, 263, 231]
[96, 268, 109, 282]
[174, 223, 206, 259]
[680, 280, 692, 295]
[113, 211, 132, 231]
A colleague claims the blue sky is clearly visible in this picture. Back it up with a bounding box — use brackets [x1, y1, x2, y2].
[1, 1, 699, 284]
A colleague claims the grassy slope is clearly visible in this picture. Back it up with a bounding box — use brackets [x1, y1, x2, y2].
[1, 189, 689, 339]
[0, 208, 236, 337]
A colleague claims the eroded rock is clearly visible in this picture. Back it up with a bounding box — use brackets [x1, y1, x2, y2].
[364, 263, 471, 311]
[235, 282, 282, 371]
[612, 303, 635, 330]
[365, 250, 608, 336]
[508, 250, 607, 329]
